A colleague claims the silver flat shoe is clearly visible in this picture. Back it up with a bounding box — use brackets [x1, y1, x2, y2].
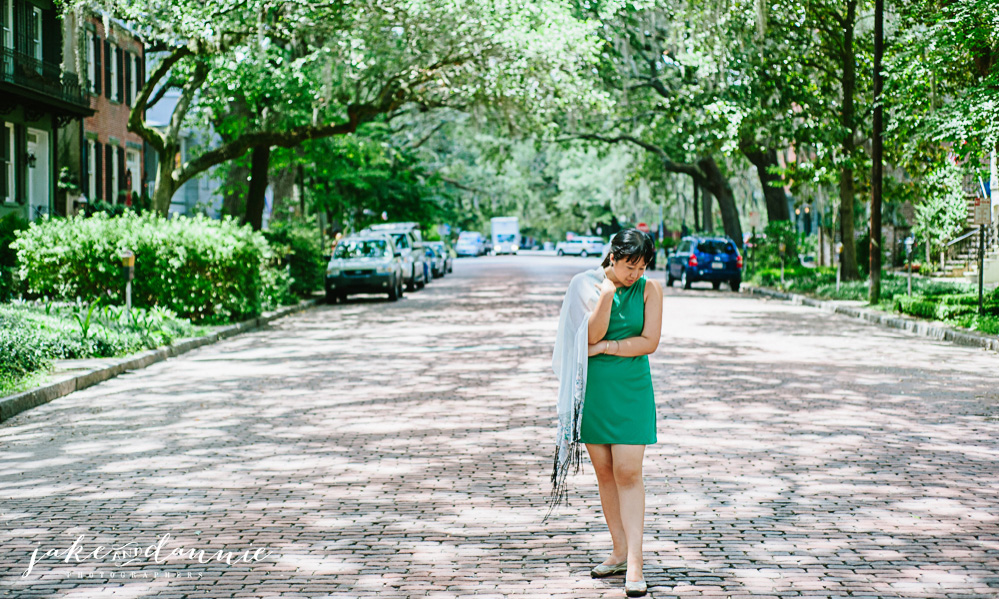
[625, 579, 647, 597]
[590, 560, 628, 578]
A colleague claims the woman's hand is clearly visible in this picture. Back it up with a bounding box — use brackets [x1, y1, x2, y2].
[596, 277, 616, 296]
[588, 340, 608, 356]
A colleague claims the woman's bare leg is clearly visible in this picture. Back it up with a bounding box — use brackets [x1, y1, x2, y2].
[586, 443, 627, 564]
[611, 444, 646, 582]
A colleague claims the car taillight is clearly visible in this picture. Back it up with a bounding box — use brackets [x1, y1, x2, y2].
[688, 254, 698, 267]
[736, 255, 743, 269]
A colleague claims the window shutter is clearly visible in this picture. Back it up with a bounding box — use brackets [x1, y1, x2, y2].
[137, 52, 144, 90]
[117, 147, 125, 201]
[94, 142, 103, 200]
[103, 39, 111, 99]
[116, 47, 124, 103]
[14, 125, 25, 205]
[104, 144, 112, 202]
[124, 51, 132, 106]
[93, 35, 102, 95]
[13, 0, 27, 55]
[42, 7, 59, 65]
[81, 138, 88, 201]
[0, 122, 8, 201]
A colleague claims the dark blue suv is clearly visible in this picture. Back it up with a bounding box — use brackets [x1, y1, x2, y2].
[667, 236, 743, 291]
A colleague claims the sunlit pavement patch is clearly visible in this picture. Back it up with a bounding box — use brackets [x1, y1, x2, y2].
[1, 256, 998, 598]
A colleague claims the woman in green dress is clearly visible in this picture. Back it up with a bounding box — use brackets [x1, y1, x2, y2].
[581, 229, 662, 597]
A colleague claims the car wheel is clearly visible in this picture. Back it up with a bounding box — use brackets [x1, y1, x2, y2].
[712, 281, 721, 290]
[338, 293, 348, 303]
[557, 249, 564, 256]
[681, 270, 691, 290]
[580, 250, 588, 258]
[407, 266, 416, 291]
[730, 278, 741, 292]
[666, 275, 675, 287]
[325, 288, 338, 304]
[388, 276, 400, 301]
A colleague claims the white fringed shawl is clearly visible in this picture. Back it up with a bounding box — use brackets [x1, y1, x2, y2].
[546, 266, 605, 519]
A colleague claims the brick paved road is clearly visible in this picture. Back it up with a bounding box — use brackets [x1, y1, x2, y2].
[1, 256, 998, 598]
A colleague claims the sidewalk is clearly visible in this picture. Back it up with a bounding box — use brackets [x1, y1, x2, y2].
[0, 298, 319, 422]
[744, 285, 999, 353]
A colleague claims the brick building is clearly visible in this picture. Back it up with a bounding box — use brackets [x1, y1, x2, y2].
[58, 10, 144, 213]
[0, 0, 93, 221]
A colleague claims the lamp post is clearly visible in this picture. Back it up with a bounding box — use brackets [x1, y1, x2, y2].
[120, 249, 135, 319]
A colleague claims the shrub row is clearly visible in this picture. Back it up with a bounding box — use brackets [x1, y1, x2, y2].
[0, 301, 200, 396]
[11, 213, 322, 324]
[895, 292, 999, 321]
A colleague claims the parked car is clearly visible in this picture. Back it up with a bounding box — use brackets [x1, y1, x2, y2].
[555, 236, 606, 258]
[455, 231, 487, 257]
[426, 241, 454, 276]
[667, 236, 743, 291]
[362, 223, 427, 291]
[325, 234, 405, 302]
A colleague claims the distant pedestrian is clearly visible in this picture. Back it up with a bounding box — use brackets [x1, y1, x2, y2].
[550, 228, 662, 597]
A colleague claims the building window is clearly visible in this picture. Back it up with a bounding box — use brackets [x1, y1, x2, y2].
[2, 123, 13, 203]
[126, 149, 140, 196]
[2, 0, 12, 51]
[85, 31, 96, 94]
[131, 54, 140, 102]
[109, 42, 118, 101]
[29, 6, 42, 62]
[111, 147, 119, 202]
[87, 139, 96, 201]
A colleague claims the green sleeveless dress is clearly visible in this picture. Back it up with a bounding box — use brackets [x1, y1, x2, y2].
[579, 276, 657, 445]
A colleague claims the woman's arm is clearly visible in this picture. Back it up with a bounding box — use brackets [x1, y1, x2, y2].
[604, 279, 663, 357]
[587, 278, 617, 344]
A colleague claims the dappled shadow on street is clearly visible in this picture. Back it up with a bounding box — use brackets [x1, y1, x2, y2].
[1, 256, 997, 597]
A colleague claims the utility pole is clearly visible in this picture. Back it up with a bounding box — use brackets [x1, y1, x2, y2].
[869, 0, 884, 304]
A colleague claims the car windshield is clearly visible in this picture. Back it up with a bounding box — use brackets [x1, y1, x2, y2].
[697, 240, 736, 255]
[334, 239, 391, 259]
[388, 233, 409, 249]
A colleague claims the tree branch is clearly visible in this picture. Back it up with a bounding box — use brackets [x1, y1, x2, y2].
[169, 60, 210, 142]
[128, 46, 192, 154]
[562, 133, 701, 179]
[175, 80, 408, 188]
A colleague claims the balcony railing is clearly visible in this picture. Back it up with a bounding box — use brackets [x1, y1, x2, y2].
[0, 46, 89, 108]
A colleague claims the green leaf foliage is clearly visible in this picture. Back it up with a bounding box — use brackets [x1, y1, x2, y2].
[11, 213, 279, 324]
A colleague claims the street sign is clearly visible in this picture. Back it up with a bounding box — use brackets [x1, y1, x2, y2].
[748, 211, 761, 229]
[637, 222, 650, 233]
[968, 196, 992, 226]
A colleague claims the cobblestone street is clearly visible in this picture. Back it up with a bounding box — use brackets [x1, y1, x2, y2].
[1, 256, 998, 598]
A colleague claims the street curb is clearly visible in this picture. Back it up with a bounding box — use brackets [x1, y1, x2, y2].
[0, 298, 321, 423]
[744, 286, 999, 354]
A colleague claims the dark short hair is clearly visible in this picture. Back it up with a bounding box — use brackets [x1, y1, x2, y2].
[601, 229, 655, 267]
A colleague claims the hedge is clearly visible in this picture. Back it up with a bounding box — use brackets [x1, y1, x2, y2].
[12, 213, 278, 324]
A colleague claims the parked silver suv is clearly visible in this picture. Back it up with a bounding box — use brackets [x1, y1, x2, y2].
[326, 234, 405, 303]
[362, 223, 427, 291]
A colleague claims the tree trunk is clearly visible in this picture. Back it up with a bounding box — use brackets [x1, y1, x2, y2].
[245, 145, 271, 231]
[697, 156, 744, 248]
[692, 181, 700, 231]
[701, 184, 714, 231]
[742, 147, 791, 222]
[222, 159, 250, 219]
[152, 146, 178, 215]
[838, 0, 861, 280]
[270, 163, 298, 220]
